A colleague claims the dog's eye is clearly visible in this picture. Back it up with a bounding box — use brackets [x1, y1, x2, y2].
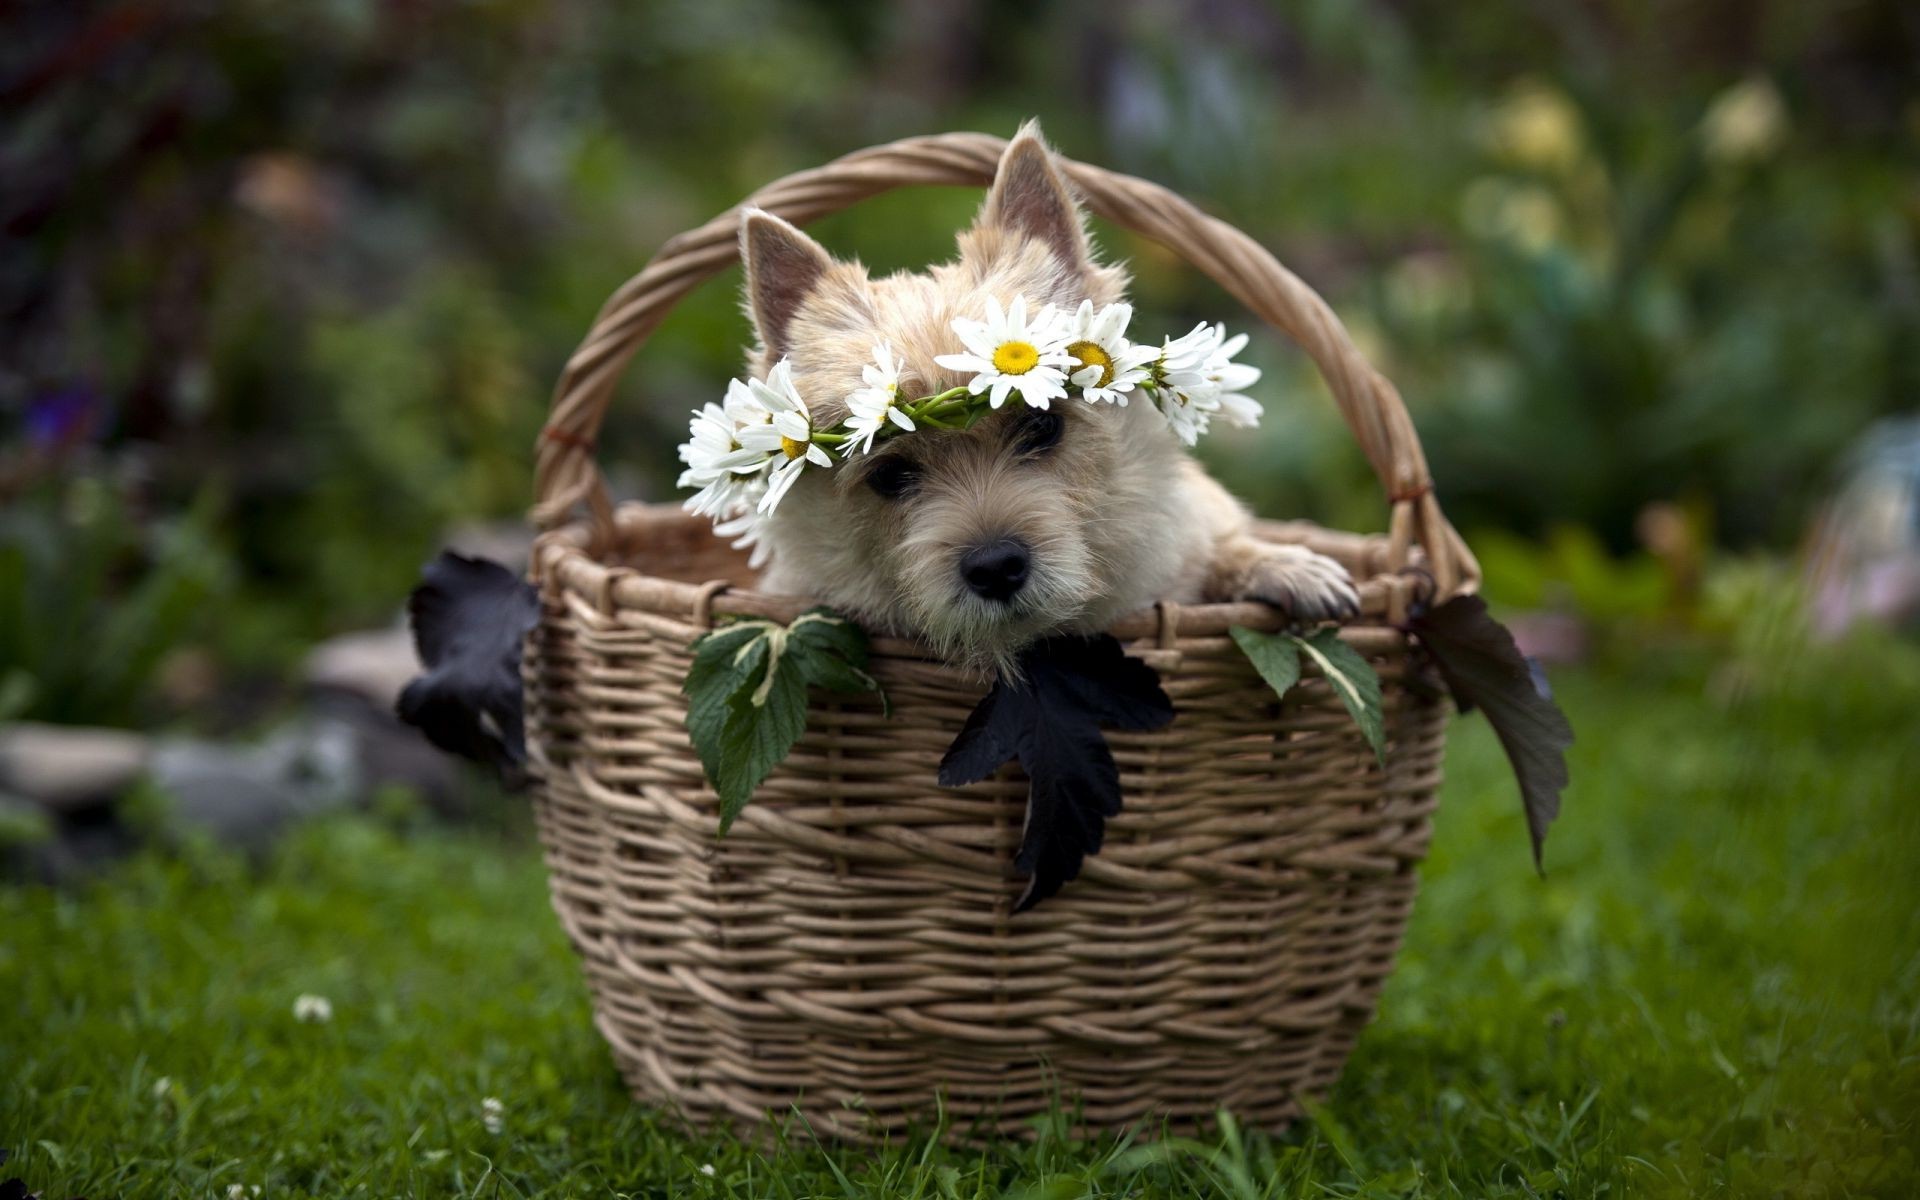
[1012, 409, 1064, 456]
[865, 457, 920, 500]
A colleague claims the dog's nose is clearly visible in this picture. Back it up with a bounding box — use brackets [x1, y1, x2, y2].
[959, 539, 1030, 603]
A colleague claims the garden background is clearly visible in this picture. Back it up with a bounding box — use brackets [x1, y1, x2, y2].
[3, 2, 1917, 1196]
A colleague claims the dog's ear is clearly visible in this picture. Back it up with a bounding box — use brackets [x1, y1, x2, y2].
[741, 208, 834, 359]
[976, 121, 1092, 277]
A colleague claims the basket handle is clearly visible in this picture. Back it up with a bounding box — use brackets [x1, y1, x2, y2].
[532, 132, 1479, 599]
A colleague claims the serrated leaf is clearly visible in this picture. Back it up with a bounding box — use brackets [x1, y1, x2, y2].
[682, 608, 886, 834]
[1293, 627, 1387, 764]
[1230, 624, 1386, 763]
[1229, 625, 1302, 699]
[1410, 594, 1574, 870]
[714, 661, 807, 833]
[937, 634, 1174, 912]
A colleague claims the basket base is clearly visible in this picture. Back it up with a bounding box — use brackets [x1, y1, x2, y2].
[598, 999, 1349, 1144]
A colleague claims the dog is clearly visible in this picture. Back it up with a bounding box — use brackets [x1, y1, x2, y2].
[740, 122, 1359, 672]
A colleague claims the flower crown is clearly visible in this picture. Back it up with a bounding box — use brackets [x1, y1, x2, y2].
[677, 296, 1262, 564]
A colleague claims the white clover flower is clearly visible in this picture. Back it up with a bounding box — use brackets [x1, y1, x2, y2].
[934, 295, 1074, 410]
[481, 1095, 505, 1135]
[225, 1185, 260, 1199]
[292, 993, 333, 1024]
[699, 1164, 717, 1177]
[842, 342, 915, 457]
[733, 360, 834, 514]
[152, 1076, 174, 1100]
[1059, 300, 1155, 406]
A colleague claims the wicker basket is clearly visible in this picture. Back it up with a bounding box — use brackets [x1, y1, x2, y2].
[523, 133, 1481, 1142]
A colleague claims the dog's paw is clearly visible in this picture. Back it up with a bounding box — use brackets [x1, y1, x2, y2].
[1240, 544, 1361, 624]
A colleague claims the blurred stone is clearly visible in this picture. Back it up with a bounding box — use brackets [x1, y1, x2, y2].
[0, 722, 152, 810]
[305, 625, 417, 712]
[150, 718, 362, 851]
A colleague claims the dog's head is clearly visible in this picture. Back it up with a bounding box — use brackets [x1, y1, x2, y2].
[738, 124, 1196, 672]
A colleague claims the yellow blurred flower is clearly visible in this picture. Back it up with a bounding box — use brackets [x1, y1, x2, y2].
[1701, 76, 1788, 166]
[1461, 178, 1564, 254]
[1486, 80, 1585, 173]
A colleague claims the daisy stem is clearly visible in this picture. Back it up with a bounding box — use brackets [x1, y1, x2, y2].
[900, 387, 972, 422]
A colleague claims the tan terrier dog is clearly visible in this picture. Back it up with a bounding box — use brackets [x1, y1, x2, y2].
[744, 123, 1358, 672]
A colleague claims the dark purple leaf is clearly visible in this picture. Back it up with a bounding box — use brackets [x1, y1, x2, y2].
[1411, 595, 1574, 871]
[397, 552, 539, 772]
[939, 634, 1173, 912]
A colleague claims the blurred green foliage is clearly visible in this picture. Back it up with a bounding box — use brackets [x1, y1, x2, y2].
[0, 480, 233, 727]
[3, 0, 1916, 725]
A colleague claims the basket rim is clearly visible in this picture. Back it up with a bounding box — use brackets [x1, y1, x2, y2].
[531, 501, 1433, 645]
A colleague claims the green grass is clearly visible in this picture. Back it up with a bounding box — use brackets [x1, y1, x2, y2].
[5, 653, 1918, 1198]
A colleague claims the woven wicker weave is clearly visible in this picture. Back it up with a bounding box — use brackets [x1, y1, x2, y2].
[523, 132, 1480, 1142]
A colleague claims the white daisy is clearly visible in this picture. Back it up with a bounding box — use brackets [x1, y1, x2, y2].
[713, 489, 772, 569]
[481, 1095, 505, 1135]
[730, 360, 834, 514]
[842, 342, 915, 456]
[1151, 323, 1226, 444]
[1155, 321, 1222, 394]
[682, 473, 746, 521]
[1160, 387, 1215, 446]
[721, 374, 772, 429]
[934, 295, 1074, 410]
[1058, 300, 1156, 405]
[676, 400, 770, 495]
[1197, 326, 1264, 428]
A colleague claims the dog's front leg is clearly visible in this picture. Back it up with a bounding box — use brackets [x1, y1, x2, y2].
[1180, 463, 1361, 622]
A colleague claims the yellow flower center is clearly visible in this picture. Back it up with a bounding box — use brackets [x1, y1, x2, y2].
[1066, 340, 1113, 388]
[991, 340, 1039, 375]
[780, 435, 807, 460]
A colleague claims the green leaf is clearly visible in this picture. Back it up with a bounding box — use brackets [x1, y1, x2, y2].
[1229, 626, 1302, 699]
[682, 608, 886, 834]
[1293, 628, 1387, 764]
[1230, 624, 1387, 764]
[787, 608, 888, 714]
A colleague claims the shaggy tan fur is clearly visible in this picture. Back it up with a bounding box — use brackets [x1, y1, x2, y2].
[746, 122, 1358, 672]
